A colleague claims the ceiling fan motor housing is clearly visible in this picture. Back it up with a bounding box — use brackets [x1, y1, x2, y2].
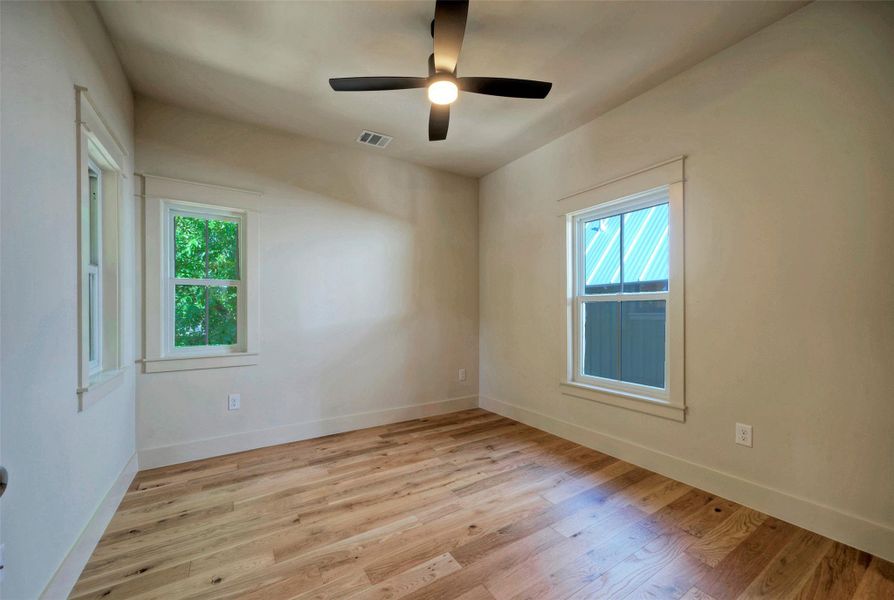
[428, 72, 456, 86]
[427, 53, 455, 78]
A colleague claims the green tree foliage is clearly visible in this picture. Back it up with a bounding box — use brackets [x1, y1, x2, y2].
[175, 284, 207, 346]
[209, 286, 238, 345]
[174, 216, 239, 347]
[208, 219, 239, 280]
[174, 216, 205, 278]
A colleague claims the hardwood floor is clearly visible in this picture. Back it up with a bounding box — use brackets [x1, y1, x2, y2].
[71, 409, 893, 600]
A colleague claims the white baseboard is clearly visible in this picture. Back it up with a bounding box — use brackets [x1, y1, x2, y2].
[40, 452, 139, 600]
[480, 395, 894, 562]
[139, 395, 480, 469]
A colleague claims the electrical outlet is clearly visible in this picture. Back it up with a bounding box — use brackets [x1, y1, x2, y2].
[228, 393, 241, 411]
[458, 368, 467, 382]
[735, 423, 753, 447]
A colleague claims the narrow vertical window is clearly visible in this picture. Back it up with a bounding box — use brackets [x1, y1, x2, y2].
[76, 87, 126, 407]
[87, 162, 102, 373]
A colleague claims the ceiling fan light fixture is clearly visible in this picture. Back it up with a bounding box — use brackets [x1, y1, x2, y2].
[328, 1, 551, 141]
[428, 79, 458, 105]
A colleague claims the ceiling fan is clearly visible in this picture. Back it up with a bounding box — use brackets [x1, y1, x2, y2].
[329, 0, 552, 141]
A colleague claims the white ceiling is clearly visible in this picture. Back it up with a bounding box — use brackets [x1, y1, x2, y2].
[95, 1, 806, 177]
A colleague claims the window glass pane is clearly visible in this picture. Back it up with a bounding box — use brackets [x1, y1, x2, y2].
[88, 272, 97, 362]
[622, 204, 668, 293]
[620, 300, 666, 388]
[89, 169, 100, 266]
[207, 219, 239, 280]
[582, 302, 619, 380]
[583, 214, 620, 294]
[208, 286, 238, 345]
[174, 216, 207, 279]
[175, 284, 207, 346]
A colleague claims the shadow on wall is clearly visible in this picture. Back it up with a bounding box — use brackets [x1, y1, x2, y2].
[134, 95, 478, 439]
[135, 92, 480, 223]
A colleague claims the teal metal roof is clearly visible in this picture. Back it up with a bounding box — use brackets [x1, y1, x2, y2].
[584, 203, 668, 287]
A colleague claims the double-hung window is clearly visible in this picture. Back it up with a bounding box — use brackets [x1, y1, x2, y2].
[143, 175, 259, 373]
[566, 184, 684, 420]
[167, 206, 243, 354]
[87, 161, 103, 374]
[77, 86, 126, 410]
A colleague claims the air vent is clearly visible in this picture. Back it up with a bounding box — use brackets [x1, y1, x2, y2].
[357, 130, 392, 148]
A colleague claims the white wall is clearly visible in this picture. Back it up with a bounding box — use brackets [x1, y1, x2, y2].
[0, 2, 136, 598]
[134, 98, 479, 466]
[479, 1, 894, 559]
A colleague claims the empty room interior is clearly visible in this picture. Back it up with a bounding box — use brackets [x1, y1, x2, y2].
[2, 0, 894, 598]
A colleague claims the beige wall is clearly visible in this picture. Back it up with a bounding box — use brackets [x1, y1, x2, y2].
[479, 1, 894, 558]
[134, 98, 479, 465]
[2, 2, 892, 595]
[0, 3, 136, 598]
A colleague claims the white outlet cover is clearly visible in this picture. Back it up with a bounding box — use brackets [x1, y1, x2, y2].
[458, 368, 467, 382]
[228, 393, 241, 411]
[735, 423, 753, 447]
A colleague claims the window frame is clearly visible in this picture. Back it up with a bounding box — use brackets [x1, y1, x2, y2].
[563, 183, 685, 421]
[142, 175, 260, 374]
[76, 86, 127, 411]
[164, 203, 246, 357]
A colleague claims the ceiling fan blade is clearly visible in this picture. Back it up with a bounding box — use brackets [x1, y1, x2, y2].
[429, 104, 450, 141]
[458, 77, 552, 99]
[329, 77, 428, 92]
[432, 0, 468, 74]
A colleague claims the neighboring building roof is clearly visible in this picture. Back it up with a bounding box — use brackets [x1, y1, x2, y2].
[584, 203, 668, 286]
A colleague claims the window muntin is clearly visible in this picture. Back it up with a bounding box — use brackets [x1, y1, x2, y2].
[87, 162, 102, 374]
[574, 190, 670, 396]
[167, 207, 243, 353]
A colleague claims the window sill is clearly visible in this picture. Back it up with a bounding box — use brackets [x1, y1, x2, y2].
[78, 367, 126, 411]
[142, 352, 259, 373]
[560, 381, 685, 422]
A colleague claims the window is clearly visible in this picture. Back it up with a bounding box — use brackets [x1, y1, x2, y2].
[167, 207, 243, 354]
[142, 175, 259, 373]
[77, 86, 126, 410]
[579, 201, 669, 388]
[87, 161, 103, 374]
[564, 183, 684, 420]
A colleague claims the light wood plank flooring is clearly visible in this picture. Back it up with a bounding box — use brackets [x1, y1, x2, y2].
[72, 409, 893, 600]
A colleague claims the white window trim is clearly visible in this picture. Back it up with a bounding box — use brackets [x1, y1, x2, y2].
[142, 175, 260, 373]
[76, 86, 127, 411]
[560, 161, 685, 422]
